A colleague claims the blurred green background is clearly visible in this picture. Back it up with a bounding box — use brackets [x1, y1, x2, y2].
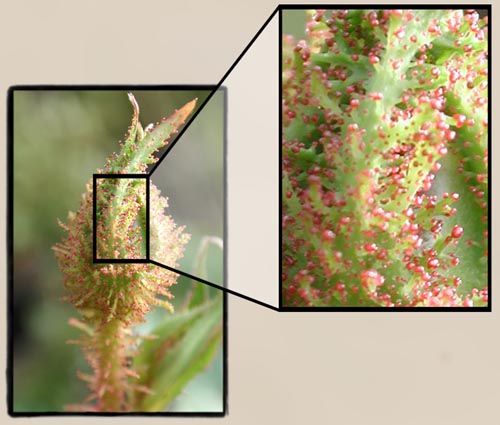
[12, 89, 225, 413]
[282, 10, 307, 40]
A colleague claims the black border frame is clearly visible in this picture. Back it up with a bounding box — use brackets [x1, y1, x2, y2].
[7, 85, 228, 416]
[278, 4, 492, 312]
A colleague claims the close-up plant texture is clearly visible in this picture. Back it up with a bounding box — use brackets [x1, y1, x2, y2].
[282, 9, 489, 307]
[12, 90, 224, 413]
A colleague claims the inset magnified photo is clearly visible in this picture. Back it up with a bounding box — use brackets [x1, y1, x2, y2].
[281, 8, 490, 309]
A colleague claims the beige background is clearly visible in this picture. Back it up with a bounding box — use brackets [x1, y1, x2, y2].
[226, 12, 279, 306]
[1, 1, 497, 424]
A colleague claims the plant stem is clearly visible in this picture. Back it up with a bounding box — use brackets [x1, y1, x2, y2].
[92, 318, 129, 412]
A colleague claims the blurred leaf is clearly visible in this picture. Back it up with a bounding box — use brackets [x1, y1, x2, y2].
[120, 97, 197, 173]
[183, 236, 224, 310]
[133, 294, 223, 411]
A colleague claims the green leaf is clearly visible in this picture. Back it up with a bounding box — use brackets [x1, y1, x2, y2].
[108, 94, 197, 174]
[182, 236, 223, 310]
[126, 98, 197, 173]
[133, 295, 223, 411]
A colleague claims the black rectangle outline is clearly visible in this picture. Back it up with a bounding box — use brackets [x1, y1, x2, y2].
[146, 175, 150, 261]
[278, 5, 492, 311]
[223, 87, 228, 292]
[279, 7, 284, 310]
[7, 86, 227, 417]
[6, 86, 14, 418]
[93, 174, 149, 263]
[9, 84, 219, 91]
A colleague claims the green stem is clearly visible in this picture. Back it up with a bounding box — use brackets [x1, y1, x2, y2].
[93, 318, 129, 412]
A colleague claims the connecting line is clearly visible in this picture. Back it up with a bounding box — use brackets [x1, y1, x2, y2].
[95, 6, 283, 308]
[149, 260, 280, 312]
[148, 5, 280, 176]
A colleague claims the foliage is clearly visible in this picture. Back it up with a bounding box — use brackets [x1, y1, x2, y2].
[282, 9, 488, 307]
